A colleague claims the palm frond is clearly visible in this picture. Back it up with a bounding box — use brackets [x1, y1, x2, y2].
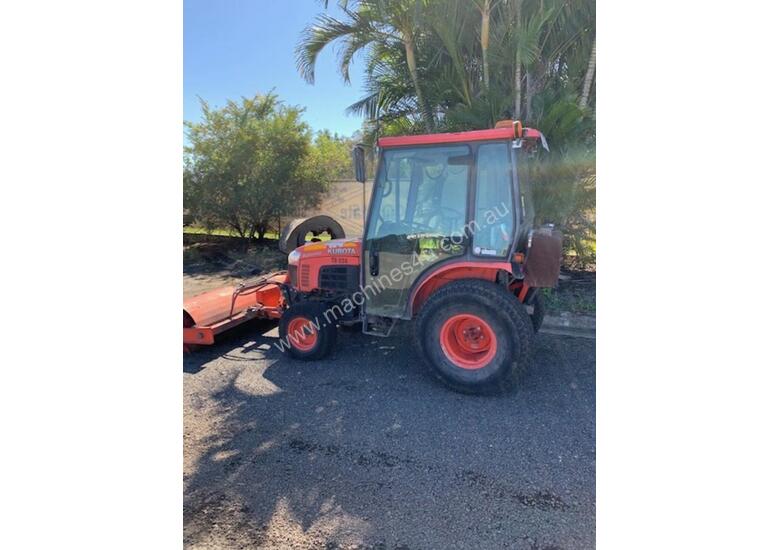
[296, 13, 360, 83]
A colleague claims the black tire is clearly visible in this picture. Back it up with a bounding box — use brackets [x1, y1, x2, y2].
[530, 293, 545, 333]
[414, 279, 533, 394]
[279, 302, 337, 360]
[278, 216, 346, 253]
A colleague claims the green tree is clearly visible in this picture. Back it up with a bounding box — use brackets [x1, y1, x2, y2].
[183, 92, 332, 239]
[310, 130, 354, 180]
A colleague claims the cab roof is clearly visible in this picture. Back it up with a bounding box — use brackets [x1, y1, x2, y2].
[377, 123, 542, 148]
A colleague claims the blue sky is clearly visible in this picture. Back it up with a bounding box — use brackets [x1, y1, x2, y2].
[184, 0, 367, 138]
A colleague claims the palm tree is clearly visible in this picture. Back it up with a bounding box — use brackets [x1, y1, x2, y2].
[509, 0, 556, 120]
[473, 0, 498, 90]
[579, 37, 596, 109]
[302, 0, 596, 136]
[296, 0, 436, 131]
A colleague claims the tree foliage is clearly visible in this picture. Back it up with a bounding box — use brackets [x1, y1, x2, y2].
[309, 130, 355, 181]
[300, 0, 594, 134]
[184, 93, 352, 239]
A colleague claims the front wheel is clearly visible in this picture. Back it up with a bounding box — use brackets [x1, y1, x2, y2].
[414, 279, 533, 394]
[279, 302, 337, 360]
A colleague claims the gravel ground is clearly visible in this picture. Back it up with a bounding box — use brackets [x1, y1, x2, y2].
[184, 320, 595, 549]
[184, 271, 244, 299]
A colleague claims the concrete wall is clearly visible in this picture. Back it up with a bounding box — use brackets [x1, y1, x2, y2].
[297, 179, 374, 237]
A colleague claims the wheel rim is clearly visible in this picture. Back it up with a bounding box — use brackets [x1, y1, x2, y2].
[439, 313, 497, 370]
[287, 316, 318, 352]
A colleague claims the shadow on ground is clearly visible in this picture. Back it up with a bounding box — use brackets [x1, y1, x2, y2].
[183, 324, 595, 549]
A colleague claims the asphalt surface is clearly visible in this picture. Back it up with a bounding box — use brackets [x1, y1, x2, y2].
[184, 321, 595, 549]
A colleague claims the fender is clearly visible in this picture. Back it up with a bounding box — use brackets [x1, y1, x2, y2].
[406, 261, 513, 318]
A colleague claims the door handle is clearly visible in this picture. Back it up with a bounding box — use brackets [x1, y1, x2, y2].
[369, 244, 379, 276]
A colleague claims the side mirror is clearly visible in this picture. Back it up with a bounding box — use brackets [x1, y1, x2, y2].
[352, 145, 366, 183]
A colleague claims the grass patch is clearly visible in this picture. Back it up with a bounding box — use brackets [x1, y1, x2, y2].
[184, 226, 280, 240]
[542, 276, 596, 316]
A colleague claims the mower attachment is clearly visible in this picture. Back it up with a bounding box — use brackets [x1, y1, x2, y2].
[183, 271, 288, 347]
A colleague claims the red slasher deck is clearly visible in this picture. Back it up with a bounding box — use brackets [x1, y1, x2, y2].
[183, 272, 288, 346]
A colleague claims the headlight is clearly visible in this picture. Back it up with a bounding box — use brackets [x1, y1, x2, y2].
[287, 249, 301, 266]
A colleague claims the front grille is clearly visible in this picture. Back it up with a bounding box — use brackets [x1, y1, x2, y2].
[319, 265, 359, 291]
[300, 264, 311, 288]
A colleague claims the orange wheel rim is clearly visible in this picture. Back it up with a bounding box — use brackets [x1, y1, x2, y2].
[288, 316, 318, 352]
[439, 313, 497, 369]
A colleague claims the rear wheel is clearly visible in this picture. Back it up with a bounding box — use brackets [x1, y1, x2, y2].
[279, 302, 337, 360]
[414, 279, 533, 394]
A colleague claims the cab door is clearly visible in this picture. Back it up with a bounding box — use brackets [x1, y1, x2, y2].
[363, 145, 470, 318]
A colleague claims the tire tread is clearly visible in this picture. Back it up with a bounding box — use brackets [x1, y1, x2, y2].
[414, 278, 533, 394]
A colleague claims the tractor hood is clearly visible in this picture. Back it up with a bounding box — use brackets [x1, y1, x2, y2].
[291, 238, 362, 262]
[287, 238, 363, 292]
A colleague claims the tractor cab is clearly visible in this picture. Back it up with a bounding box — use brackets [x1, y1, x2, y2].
[354, 121, 560, 326]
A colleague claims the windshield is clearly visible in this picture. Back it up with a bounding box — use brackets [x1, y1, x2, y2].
[366, 145, 470, 240]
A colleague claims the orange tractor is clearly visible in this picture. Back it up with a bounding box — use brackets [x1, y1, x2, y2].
[184, 121, 562, 393]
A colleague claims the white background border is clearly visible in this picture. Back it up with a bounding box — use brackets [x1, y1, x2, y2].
[1, 0, 779, 547]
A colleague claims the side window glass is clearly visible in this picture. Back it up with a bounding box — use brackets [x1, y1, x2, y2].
[368, 153, 412, 238]
[473, 143, 514, 257]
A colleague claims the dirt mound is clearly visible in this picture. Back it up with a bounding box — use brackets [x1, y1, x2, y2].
[184, 234, 286, 278]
